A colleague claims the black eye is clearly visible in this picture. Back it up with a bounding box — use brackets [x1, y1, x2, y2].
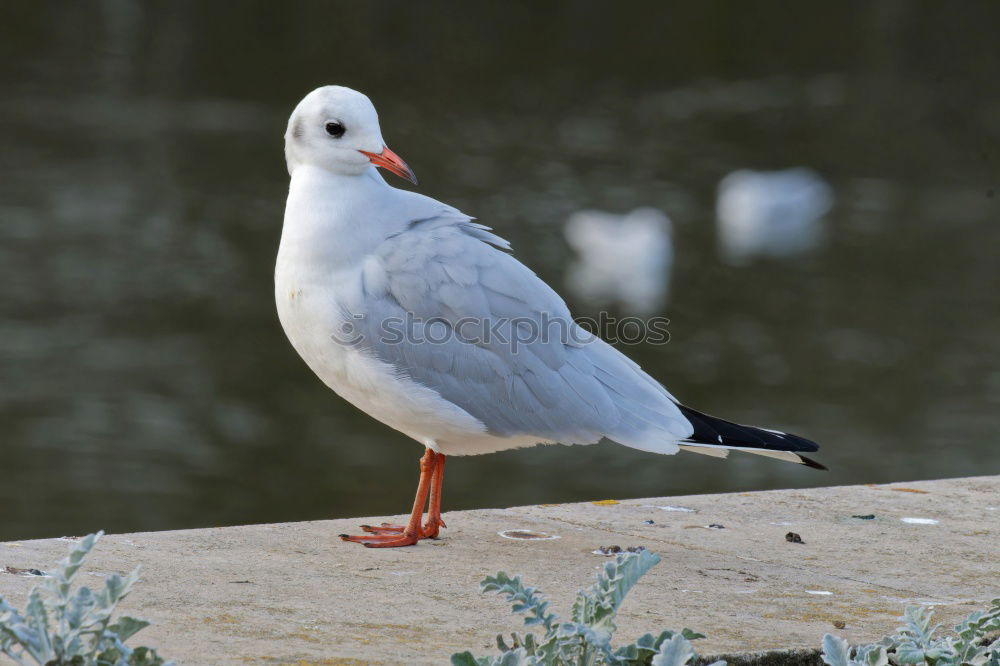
[325, 121, 345, 138]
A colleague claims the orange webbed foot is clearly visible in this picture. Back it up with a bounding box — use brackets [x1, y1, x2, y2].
[360, 523, 407, 535]
[360, 520, 445, 539]
[340, 449, 447, 548]
[339, 532, 421, 548]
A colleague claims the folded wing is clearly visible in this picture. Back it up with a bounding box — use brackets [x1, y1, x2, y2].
[342, 207, 693, 452]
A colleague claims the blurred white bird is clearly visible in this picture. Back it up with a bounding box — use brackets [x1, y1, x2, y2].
[563, 207, 673, 315]
[716, 168, 833, 265]
[275, 86, 824, 548]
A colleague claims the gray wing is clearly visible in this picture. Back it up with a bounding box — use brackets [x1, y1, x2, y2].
[344, 207, 692, 452]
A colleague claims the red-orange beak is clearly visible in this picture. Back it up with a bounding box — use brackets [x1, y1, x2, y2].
[358, 146, 417, 185]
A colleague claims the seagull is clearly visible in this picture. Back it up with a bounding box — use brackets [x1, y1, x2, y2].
[716, 168, 834, 265]
[564, 207, 673, 315]
[275, 86, 824, 548]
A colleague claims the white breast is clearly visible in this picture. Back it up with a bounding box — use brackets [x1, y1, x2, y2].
[276, 251, 496, 450]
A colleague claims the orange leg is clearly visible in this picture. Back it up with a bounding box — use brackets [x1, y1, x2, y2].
[341, 449, 437, 548]
[422, 453, 447, 538]
[356, 452, 447, 540]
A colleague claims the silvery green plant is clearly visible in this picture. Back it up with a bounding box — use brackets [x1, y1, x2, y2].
[451, 550, 725, 666]
[821, 600, 999, 666]
[0, 531, 171, 666]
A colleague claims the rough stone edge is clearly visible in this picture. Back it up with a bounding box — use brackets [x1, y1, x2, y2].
[701, 648, 822, 666]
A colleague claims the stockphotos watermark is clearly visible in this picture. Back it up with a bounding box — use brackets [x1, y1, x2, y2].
[331, 311, 670, 352]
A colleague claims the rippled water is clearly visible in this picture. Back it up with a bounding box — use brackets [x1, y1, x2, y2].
[2, 3, 998, 540]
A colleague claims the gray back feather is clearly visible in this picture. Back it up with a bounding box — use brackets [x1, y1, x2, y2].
[343, 208, 692, 451]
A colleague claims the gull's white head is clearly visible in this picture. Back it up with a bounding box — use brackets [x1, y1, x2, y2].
[284, 85, 416, 184]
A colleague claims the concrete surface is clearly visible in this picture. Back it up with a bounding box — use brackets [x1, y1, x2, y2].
[1, 476, 997, 665]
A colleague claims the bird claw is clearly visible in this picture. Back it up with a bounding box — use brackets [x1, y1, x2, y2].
[420, 516, 446, 539]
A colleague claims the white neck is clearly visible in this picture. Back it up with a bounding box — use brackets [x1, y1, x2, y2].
[278, 164, 404, 273]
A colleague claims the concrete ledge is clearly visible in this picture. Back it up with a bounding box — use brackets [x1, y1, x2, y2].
[1, 476, 997, 665]
[705, 648, 822, 666]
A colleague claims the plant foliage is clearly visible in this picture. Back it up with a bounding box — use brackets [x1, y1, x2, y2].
[0, 531, 172, 666]
[821, 600, 1000, 666]
[451, 550, 725, 666]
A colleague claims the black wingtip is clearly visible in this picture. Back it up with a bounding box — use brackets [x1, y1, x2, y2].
[676, 403, 827, 469]
[678, 404, 821, 453]
[798, 454, 828, 471]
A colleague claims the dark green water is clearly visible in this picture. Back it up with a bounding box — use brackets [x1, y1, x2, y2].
[2, 3, 998, 541]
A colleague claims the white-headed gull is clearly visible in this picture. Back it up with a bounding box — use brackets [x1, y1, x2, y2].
[716, 168, 834, 265]
[275, 86, 824, 548]
[564, 207, 673, 315]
